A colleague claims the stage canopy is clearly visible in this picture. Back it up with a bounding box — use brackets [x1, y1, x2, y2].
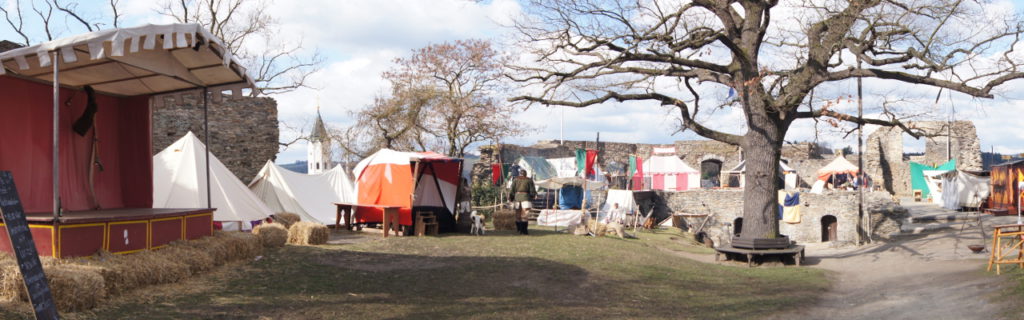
[0, 23, 253, 97]
[153, 132, 271, 229]
[249, 161, 356, 224]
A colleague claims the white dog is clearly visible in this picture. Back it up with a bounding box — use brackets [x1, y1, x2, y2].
[470, 210, 485, 235]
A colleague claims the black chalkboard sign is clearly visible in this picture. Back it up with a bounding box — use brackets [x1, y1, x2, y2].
[0, 171, 59, 320]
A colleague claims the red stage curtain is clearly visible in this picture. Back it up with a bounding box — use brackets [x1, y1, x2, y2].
[0, 77, 152, 213]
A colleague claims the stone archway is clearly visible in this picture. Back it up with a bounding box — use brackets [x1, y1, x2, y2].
[821, 215, 838, 242]
[700, 159, 723, 188]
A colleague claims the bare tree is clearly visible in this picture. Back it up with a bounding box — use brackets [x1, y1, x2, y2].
[383, 39, 528, 157]
[337, 88, 437, 160]
[1, 0, 32, 45]
[509, 0, 1024, 244]
[158, 0, 323, 94]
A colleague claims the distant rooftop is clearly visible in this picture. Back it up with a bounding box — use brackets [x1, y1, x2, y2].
[0, 40, 23, 53]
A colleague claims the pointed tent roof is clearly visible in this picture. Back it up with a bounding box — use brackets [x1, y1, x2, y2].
[642, 155, 699, 174]
[248, 160, 355, 224]
[153, 132, 272, 225]
[817, 156, 859, 180]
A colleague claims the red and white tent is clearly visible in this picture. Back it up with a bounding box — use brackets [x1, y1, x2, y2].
[642, 155, 699, 191]
[352, 149, 463, 228]
[816, 156, 859, 181]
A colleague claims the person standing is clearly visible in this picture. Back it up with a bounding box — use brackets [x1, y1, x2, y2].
[508, 169, 536, 235]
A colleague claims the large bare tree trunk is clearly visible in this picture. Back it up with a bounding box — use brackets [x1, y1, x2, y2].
[738, 102, 787, 241]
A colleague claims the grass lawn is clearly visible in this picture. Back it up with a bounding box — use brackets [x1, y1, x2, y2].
[2, 227, 828, 319]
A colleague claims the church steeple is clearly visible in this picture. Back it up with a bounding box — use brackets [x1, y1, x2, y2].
[307, 103, 333, 174]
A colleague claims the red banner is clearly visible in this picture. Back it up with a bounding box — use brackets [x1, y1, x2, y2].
[491, 163, 502, 186]
[585, 150, 598, 177]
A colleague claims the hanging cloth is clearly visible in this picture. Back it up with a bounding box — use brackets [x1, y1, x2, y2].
[491, 163, 502, 186]
[782, 191, 801, 224]
[575, 149, 586, 176]
[585, 149, 598, 178]
[628, 155, 637, 177]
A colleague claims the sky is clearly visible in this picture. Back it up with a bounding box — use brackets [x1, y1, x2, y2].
[3, 0, 1024, 164]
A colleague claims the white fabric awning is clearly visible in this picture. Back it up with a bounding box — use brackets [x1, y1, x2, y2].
[0, 23, 255, 98]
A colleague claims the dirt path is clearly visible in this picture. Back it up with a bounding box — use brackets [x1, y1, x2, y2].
[765, 216, 1017, 320]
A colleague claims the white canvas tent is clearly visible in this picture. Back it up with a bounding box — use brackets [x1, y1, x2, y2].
[922, 169, 953, 204]
[153, 132, 272, 231]
[931, 170, 988, 209]
[642, 155, 699, 191]
[598, 189, 637, 222]
[249, 160, 356, 224]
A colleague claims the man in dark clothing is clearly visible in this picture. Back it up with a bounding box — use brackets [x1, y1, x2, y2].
[508, 169, 536, 235]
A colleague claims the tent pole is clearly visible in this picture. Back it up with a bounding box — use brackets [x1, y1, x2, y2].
[52, 51, 61, 219]
[203, 87, 211, 209]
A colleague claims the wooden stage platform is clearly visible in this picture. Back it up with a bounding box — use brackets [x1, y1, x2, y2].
[0, 208, 214, 258]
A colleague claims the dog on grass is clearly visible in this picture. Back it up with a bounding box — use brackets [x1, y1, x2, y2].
[470, 211, 485, 235]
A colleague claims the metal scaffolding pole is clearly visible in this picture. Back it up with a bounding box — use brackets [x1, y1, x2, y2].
[52, 51, 61, 219]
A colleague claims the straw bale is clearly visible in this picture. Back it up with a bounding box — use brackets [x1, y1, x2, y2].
[0, 256, 106, 312]
[492, 209, 516, 231]
[287, 221, 329, 245]
[253, 222, 288, 248]
[159, 243, 215, 275]
[35, 264, 106, 312]
[273, 212, 301, 229]
[0, 255, 20, 301]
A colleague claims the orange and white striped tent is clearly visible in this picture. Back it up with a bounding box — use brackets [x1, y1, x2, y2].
[352, 149, 463, 227]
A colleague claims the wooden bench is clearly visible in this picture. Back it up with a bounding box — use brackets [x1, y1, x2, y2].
[715, 245, 805, 267]
[334, 203, 402, 238]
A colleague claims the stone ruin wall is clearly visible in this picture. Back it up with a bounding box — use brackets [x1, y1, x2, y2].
[152, 96, 279, 183]
[864, 121, 981, 196]
[472, 139, 818, 188]
[471, 120, 981, 198]
[661, 189, 907, 247]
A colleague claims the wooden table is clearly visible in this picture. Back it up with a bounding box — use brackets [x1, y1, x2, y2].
[715, 245, 805, 267]
[334, 203, 402, 238]
[987, 224, 1024, 275]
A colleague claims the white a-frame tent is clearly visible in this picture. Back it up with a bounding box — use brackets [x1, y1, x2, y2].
[153, 132, 272, 230]
[248, 160, 356, 224]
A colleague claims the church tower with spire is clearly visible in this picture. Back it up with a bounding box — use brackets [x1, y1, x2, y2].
[307, 107, 332, 174]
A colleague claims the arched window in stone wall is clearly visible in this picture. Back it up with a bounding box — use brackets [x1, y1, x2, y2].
[700, 159, 722, 188]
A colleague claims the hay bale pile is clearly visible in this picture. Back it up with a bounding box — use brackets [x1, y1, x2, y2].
[0, 230, 263, 313]
[0, 257, 106, 312]
[273, 212, 301, 229]
[287, 221, 329, 245]
[492, 209, 516, 231]
[253, 222, 288, 248]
